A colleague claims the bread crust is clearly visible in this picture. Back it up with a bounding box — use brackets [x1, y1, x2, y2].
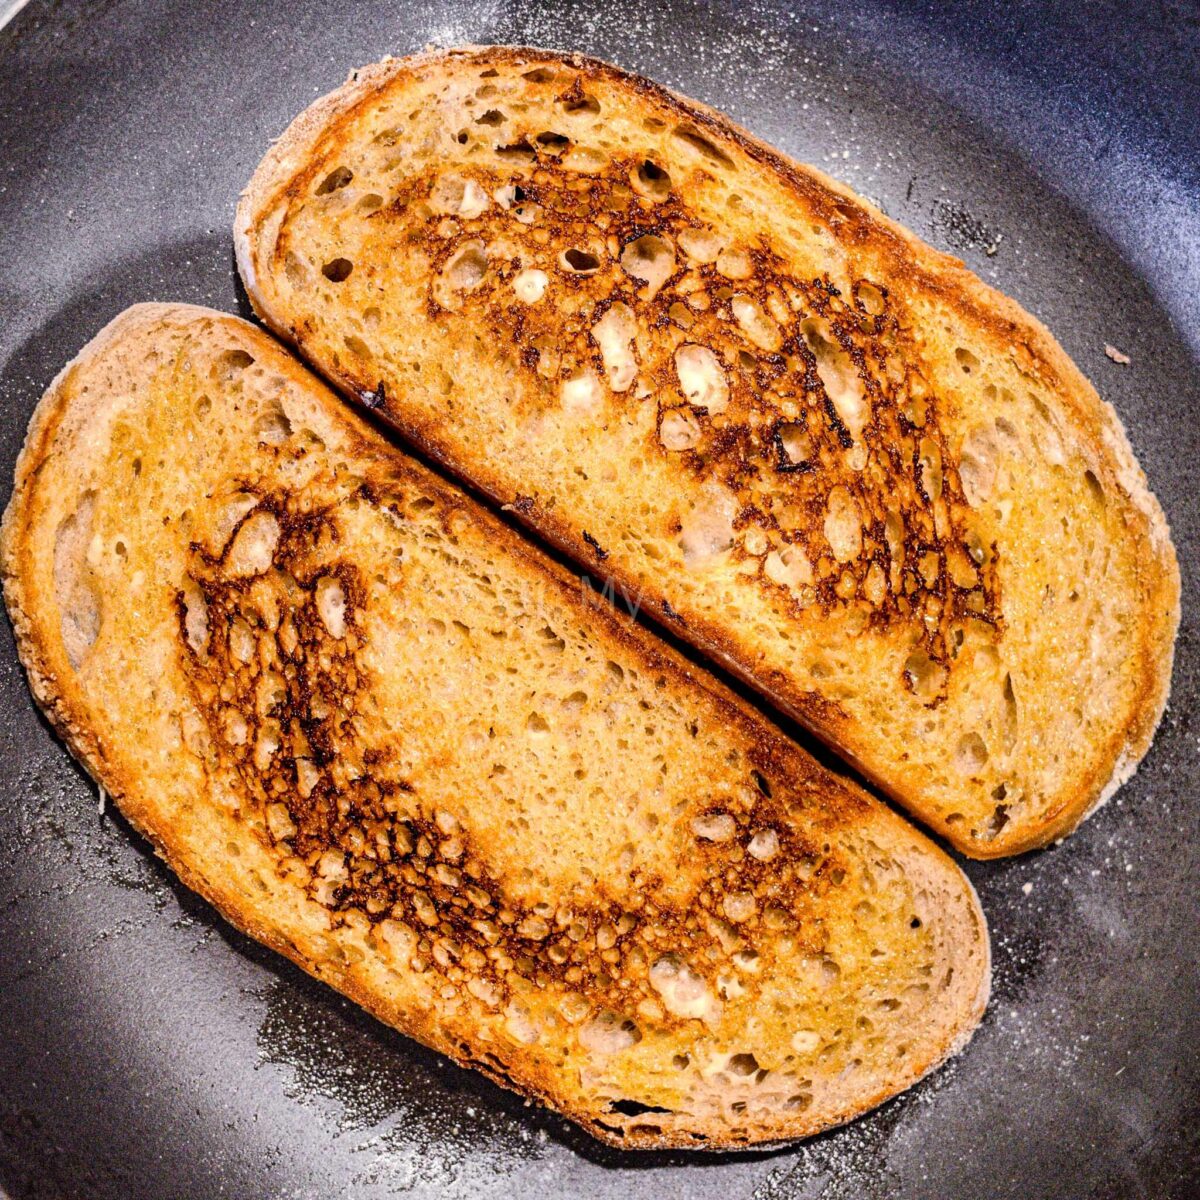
[235, 46, 1180, 858]
[2, 303, 989, 1150]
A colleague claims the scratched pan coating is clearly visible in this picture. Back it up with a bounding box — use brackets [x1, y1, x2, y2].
[0, 1, 1197, 1197]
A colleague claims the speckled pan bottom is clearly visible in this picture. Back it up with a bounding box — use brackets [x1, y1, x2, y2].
[0, 1, 1197, 1198]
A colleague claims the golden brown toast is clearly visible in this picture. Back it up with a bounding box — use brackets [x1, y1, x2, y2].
[0, 304, 988, 1149]
[236, 46, 1180, 857]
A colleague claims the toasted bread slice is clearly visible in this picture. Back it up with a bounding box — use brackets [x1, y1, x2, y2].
[1, 304, 988, 1149]
[236, 47, 1179, 858]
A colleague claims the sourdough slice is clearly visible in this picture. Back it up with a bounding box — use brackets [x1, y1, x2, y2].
[1, 304, 988, 1149]
[236, 46, 1180, 858]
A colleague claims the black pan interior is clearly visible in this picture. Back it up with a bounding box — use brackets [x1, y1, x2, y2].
[0, 1, 1197, 1197]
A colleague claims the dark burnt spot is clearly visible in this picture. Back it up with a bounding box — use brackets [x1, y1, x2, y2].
[582, 530, 608, 560]
[554, 77, 590, 109]
[771, 423, 815, 475]
[360, 380, 387, 410]
[353, 480, 381, 508]
[661, 598, 685, 625]
[610, 1098, 673, 1117]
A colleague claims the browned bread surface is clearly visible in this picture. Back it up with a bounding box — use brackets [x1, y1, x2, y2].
[236, 46, 1180, 857]
[0, 304, 988, 1149]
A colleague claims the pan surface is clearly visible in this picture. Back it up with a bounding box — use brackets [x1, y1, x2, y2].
[0, 1, 1197, 1197]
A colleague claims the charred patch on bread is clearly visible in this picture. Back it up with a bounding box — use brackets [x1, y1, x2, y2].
[360, 380, 387, 410]
[582, 529, 608, 560]
[174, 486, 873, 1049]
[280, 111, 1003, 705]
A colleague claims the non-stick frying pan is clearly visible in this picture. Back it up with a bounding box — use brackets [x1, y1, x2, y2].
[1, 1, 1197, 1196]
